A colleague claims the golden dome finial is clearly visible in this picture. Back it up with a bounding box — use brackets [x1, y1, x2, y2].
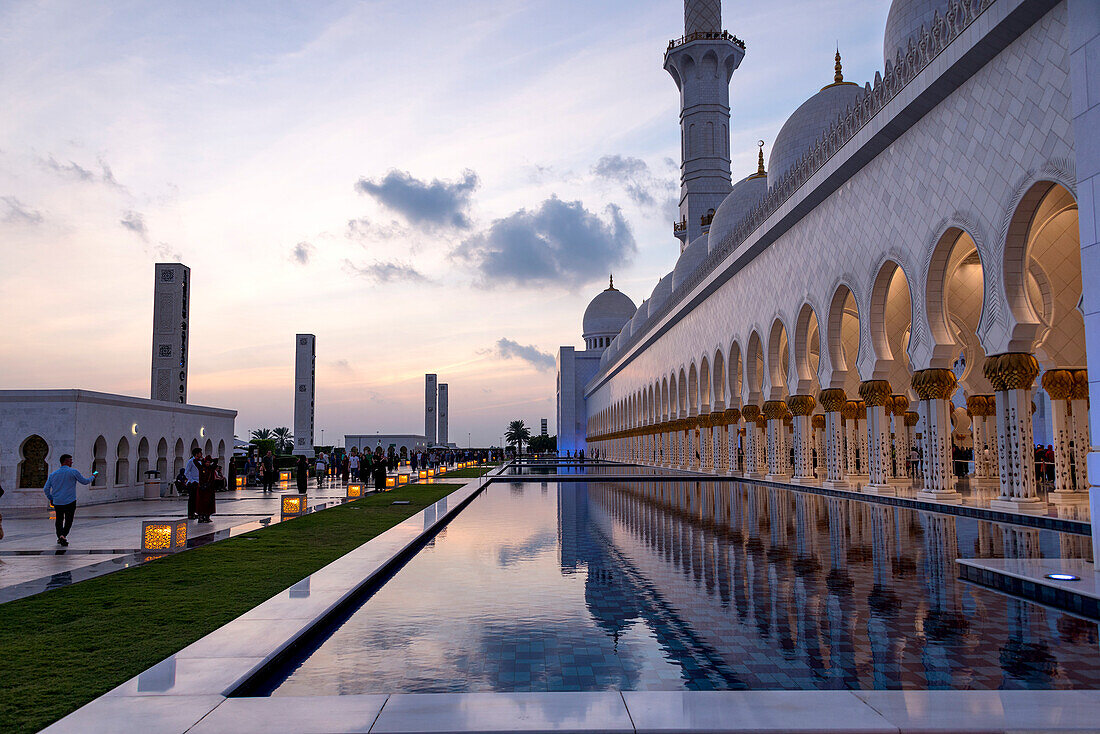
[608, 273, 615, 290]
[756, 140, 765, 176]
[834, 46, 843, 84]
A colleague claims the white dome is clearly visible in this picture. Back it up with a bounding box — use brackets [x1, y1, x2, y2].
[884, 0, 940, 65]
[631, 298, 650, 336]
[672, 233, 709, 291]
[582, 280, 637, 340]
[649, 272, 674, 316]
[768, 81, 864, 184]
[708, 173, 768, 253]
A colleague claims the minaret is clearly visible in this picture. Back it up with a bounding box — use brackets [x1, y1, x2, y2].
[665, 0, 744, 248]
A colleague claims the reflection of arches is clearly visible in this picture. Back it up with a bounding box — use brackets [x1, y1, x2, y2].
[137, 437, 150, 483]
[18, 435, 49, 489]
[92, 436, 107, 486]
[156, 438, 169, 478]
[115, 437, 130, 486]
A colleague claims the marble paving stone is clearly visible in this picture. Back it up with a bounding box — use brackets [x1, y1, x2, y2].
[371, 692, 636, 733]
[0, 553, 125, 585]
[174, 619, 301, 660]
[188, 695, 389, 734]
[37, 694, 223, 734]
[105, 655, 266, 697]
[853, 689, 1100, 732]
[622, 690, 899, 733]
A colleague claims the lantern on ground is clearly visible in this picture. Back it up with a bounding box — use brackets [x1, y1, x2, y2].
[427, 469, 435, 477]
[347, 483, 364, 498]
[399, 474, 409, 485]
[386, 476, 396, 488]
[279, 470, 291, 483]
[235, 476, 246, 488]
[141, 518, 188, 554]
[418, 470, 427, 479]
[281, 494, 307, 519]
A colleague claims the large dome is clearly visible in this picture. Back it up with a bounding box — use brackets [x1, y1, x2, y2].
[673, 233, 709, 291]
[884, 0, 940, 66]
[582, 278, 637, 340]
[708, 172, 768, 253]
[768, 80, 864, 184]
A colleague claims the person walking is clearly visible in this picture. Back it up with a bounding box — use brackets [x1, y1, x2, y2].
[185, 447, 203, 519]
[296, 454, 308, 494]
[348, 451, 360, 481]
[42, 454, 94, 546]
[262, 450, 275, 492]
[315, 451, 328, 486]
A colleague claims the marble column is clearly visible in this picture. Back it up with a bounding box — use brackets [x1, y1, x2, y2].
[812, 413, 826, 479]
[860, 380, 895, 495]
[843, 400, 866, 486]
[742, 406, 764, 478]
[764, 400, 790, 481]
[889, 395, 910, 484]
[856, 401, 869, 477]
[985, 353, 1046, 514]
[913, 368, 962, 503]
[1070, 369, 1089, 493]
[966, 395, 998, 489]
[789, 394, 817, 485]
[1042, 369, 1078, 500]
[820, 389, 849, 489]
[725, 408, 740, 474]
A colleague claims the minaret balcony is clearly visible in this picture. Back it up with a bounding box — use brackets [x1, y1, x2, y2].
[666, 30, 744, 52]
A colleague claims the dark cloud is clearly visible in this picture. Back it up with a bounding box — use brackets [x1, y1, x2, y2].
[453, 196, 634, 289]
[343, 259, 429, 284]
[120, 210, 147, 239]
[291, 241, 314, 265]
[355, 169, 478, 229]
[592, 154, 676, 213]
[496, 338, 555, 372]
[1, 196, 43, 225]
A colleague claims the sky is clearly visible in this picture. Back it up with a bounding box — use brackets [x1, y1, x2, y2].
[0, 0, 893, 447]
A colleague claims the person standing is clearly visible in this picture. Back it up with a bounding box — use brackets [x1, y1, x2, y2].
[372, 448, 388, 490]
[348, 451, 360, 481]
[185, 447, 203, 519]
[262, 450, 275, 492]
[194, 455, 217, 523]
[42, 454, 94, 546]
[296, 454, 308, 494]
[315, 451, 328, 485]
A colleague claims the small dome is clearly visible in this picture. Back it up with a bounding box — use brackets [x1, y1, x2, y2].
[631, 298, 650, 336]
[672, 233, 708, 291]
[582, 276, 637, 341]
[649, 272, 674, 316]
[708, 172, 768, 253]
[884, 0, 940, 66]
[769, 78, 863, 184]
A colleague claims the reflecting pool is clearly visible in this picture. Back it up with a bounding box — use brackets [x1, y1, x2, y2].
[259, 480, 1100, 695]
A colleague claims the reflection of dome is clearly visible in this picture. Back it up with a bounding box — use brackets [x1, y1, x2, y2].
[648, 272, 674, 316]
[708, 171, 768, 253]
[582, 276, 636, 350]
[884, 0, 940, 65]
[672, 233, 708, 291]
[769, 55, 864, 183]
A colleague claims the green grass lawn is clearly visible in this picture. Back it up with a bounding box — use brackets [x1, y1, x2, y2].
[0, 484, 457, 734]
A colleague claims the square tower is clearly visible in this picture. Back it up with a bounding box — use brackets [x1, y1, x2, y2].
[294, 334, 316, 455]
[438, 383, 449, 445]
[424, 374, 437, 445]
[151, 263, 190, 403]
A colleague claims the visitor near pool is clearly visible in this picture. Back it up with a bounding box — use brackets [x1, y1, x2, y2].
[42, 454, 93, 547]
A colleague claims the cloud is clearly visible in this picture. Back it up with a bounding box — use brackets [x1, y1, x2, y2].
[453, 196, 635, 289]
[290, 241, 314, 265]
[41, 155, 125, 190]
[355, 169, 478, 229]
[495, 338, 555, 372]
[592, 154, 677, 214]
[342, 259, 429, 284]
[1, 197, 44, 225]
[345, 217, 403, 242]
[120, 210, 147, 239]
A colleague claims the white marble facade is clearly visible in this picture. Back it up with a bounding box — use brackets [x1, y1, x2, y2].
[0, 390, 235, 510]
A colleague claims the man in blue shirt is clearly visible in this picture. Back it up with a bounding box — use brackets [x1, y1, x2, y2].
[43, 454, 94, 546]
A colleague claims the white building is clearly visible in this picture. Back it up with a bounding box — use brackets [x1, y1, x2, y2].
[0, 390, 235, 511]
[345, 434, 427, 456]
[559, 0, 1100, 534]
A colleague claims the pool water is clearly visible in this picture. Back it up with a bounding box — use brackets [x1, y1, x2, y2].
[259, 480, 1100, 695]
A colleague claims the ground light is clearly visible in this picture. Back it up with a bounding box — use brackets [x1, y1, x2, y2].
[347, 483, 364, 498]
[386, 476, 396, 488]
[235, 476, 245, 488]
[1045, 573, 1081, 581]
[398, 474, 409, 485]
[279, 470, 291, 482]
[281, 494, 307, 519]
[141, 519, 188, 554]
[418, 470, 427, 479]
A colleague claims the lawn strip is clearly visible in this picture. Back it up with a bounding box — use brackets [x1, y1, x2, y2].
[0, 484, 457, 734]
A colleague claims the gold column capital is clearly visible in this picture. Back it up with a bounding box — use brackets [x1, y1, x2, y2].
[818, 388, 847, 412]
[724, 407, 742, 425]
[983, 353, 1039, 391]
[889, 394, 909, 416]
[811, 413, 826, 430]
[904, 410, 920, 427]
[858, 380, 892, 407]
[1071, 368, 1089, 400]
[741, 404, 760, 422]
[789, 394, 816, 416]
[762, 400, 788, 420]
[911, 368, 958, 400]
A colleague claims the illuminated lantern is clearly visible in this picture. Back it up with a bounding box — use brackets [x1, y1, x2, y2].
[386, 476, 396, 488]
[235, 476, 246, 488]
[427, 469, 435, 477]
[418, 470, 427, 479]
[281, 494, 307, 519]
[438, 467, 446, 475]
[279, 470, 291, 482]
[346, 483, 364, 498]
[141, 518, 188, 554]
[398, 474, 409, 485]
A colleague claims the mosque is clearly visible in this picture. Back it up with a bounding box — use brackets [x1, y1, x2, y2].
[557, 0, 1100, 530]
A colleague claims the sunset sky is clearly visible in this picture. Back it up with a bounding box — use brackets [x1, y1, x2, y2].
[0, 0, 892, 446]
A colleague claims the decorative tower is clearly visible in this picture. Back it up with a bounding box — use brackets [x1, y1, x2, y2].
[151, 263, 190, 403]
[665, 0, 744, 248]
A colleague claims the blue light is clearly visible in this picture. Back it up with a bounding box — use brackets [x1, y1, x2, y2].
[1045, 573, 1080, 581]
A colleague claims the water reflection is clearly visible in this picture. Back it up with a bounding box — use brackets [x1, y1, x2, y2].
[263, 480, 1100, 696]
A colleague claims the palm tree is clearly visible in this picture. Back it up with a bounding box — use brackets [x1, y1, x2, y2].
[272, 427, 293, 454]
[250, 428, 274, 441]
[504, 420, 531, 455]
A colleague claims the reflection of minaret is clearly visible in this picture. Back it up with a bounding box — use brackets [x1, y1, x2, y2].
[920, 514, 966, 688]
[825, 498, 858, 687]
[666, 0, 744, 246]
[557, 482, 589, 572]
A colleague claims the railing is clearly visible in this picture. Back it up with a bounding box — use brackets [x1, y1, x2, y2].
[673, 218, 688, 233]
[599, 0, 992, 387]
[667, 30, 745, 51]
[700, 212, 714, 226]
